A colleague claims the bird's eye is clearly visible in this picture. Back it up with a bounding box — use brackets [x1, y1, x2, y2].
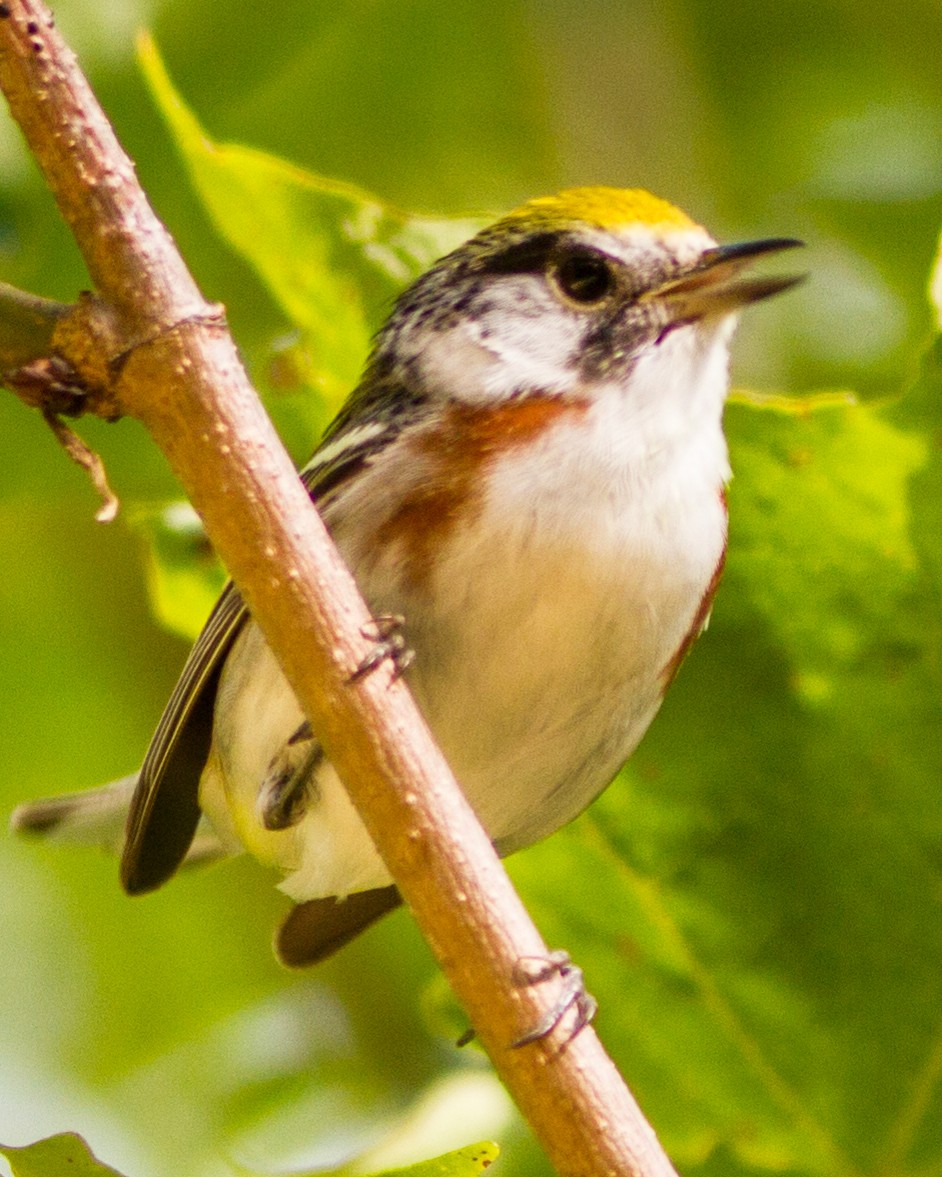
[552, 252, 616, 306]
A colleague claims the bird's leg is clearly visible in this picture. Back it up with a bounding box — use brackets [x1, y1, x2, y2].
[257, 720, 321, 831]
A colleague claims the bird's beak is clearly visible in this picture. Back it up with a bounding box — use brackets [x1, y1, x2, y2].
[644, 237, 805, 320]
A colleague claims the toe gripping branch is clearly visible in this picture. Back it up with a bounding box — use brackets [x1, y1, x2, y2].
[350, 614, 415, 684]
[511, 950, 598, 1048]
[456, 950, 598, 1050]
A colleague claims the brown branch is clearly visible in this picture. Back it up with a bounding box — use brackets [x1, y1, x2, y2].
[1, 296, 123, 517]
[0, 6, 681, 1176]
[0, 280, 67, 368]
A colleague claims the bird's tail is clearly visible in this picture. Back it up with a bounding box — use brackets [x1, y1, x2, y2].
[11, 774, 228, 868]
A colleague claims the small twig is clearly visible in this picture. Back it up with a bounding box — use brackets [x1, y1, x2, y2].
[5, 347, 120, 520]
[0, 279, 68, 370]
[40, 405, 119, 521]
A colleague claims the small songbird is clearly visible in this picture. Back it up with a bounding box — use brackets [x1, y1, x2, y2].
[13, 187, 801, 969]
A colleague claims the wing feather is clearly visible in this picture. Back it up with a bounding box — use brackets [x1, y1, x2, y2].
[121, 583, 247, 893]
[120, 411, 406, 895]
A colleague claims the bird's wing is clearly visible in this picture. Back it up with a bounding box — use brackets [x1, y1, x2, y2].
[120, 582, 248, 894]
[119, 411, 406, 896]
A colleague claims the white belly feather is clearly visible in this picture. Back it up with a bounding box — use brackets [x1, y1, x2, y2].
[200, 389, 728, 900]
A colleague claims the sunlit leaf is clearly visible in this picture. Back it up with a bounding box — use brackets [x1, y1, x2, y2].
[930, 231, 942, 329]
[138, 33, 483, 427]
[279, 1140, 500, 1177]
[0, 1134, 127, 1177]
[128, 500, 224, 641]
[359, 1141, 499, 1177]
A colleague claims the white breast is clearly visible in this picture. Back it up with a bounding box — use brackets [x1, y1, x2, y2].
[201, 323, 732, 901]
[406, 383, 729, 854]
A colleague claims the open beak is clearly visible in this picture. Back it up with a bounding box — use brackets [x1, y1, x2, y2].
[645, 237, 805, 320]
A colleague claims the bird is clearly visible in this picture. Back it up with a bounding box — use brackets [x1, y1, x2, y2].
[12, 186, 801, 970]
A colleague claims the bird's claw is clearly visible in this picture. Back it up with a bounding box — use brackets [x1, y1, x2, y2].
[511, 950, 597, 1048]
[452, 950, 596, 1050]
[350, 614, 415, 684]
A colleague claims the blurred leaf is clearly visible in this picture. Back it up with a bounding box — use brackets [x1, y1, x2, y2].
[137, 32, 483, 430]
[283, 1140, 500, 1177]
[930, 228, 942, 330]
[357, 1141, 499, 1177]
[510, 372, 942, 1175]
[127, 500, 224, 641]
[132, 35, 489, 642]
[0, 1134, 126, 1177]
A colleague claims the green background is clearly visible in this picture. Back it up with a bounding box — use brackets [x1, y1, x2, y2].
[1, 3, 942, 1177]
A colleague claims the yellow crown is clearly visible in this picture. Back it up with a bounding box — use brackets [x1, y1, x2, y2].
[501, 186, 697, 233]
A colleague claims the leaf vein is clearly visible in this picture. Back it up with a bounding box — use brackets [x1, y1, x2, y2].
[582, 812, 864, 1177]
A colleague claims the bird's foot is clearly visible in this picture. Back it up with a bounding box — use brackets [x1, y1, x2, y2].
[511, 950, 597, 1048]
[350, 614, 415, 683]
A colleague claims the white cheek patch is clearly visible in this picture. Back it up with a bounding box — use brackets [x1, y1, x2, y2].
[415, 328, 501, 404]
[417, 305, 584, 403]
[480, 304, 584, 399]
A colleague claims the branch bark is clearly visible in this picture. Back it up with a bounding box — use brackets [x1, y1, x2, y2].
[0, 6, 681, 1176]
[0, 281, 66, 367]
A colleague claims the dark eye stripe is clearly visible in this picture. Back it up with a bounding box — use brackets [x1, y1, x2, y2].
[477, 232, 558, 276]
[478, 232, 619, 308]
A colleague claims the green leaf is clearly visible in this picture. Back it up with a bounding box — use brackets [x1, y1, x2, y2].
[0, 1135, 127, 1177]
[0, 1134, 497, 1177]
[133, 36, 489, 640]
[930, 230, 942, 330]
[128, 500, 225, 641]
[363, 1142, 499, 1177]
[302, 1141, 500, 1177]
[137, 32, 483, 426]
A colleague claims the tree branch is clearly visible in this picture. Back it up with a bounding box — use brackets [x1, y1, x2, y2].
[0, 280, 66, 367]
[0, 5, 681, 1176]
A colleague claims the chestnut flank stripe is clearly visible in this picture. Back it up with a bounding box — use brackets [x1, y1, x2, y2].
[376, 396, 589, 592]
[659, 489, 728, 689]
